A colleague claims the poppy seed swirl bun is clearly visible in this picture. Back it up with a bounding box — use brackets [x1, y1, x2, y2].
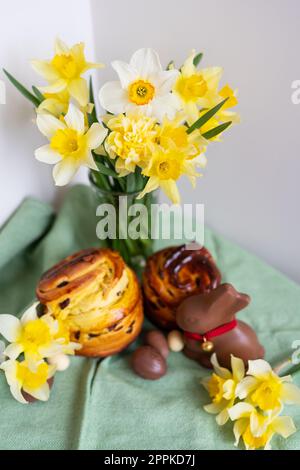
[142, 244, 221, 330]
[36, 248, 143, 357]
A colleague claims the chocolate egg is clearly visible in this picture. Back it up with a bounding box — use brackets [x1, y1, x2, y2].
[132, 346, 167, 380]
[144, 330, 169, 359]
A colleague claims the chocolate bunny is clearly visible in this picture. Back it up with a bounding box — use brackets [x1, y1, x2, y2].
[176, 283, 264, 369]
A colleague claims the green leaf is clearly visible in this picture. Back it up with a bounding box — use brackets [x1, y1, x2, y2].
[3, 69, 40, 107]
[202, 121, 232, 139]
[186, 97, 228, 134]
[32, 86, 45, 102]
[88, 76, 98, 126]
[94, 155, 119, 177]
[126, 173, 136, 193]
[166, 60, 175, 70]
[193, 52, 203, 67]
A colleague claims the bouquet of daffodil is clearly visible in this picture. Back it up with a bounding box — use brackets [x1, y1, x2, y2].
[4, 38, 239, 267]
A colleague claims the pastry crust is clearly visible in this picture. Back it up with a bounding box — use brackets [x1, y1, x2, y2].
[142, 245, 221, 330]
[36, 248, 143, 357]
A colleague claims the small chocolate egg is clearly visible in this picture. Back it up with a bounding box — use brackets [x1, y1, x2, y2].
[167, 330, 184, 352]
[132, 346, 167, 380]
[144, 330, 169, 359]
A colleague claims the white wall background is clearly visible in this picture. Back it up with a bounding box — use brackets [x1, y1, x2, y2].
[1, 0, 300, 283]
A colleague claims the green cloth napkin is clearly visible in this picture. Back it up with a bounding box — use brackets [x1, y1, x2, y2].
[0, 184, 300, 450]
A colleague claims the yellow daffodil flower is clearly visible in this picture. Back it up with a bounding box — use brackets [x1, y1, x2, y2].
[173, 50, 222, 124]
[35, 103, 107, 186]
[201, 353, 245, 425]
[228, 403, 296, 450]
[99, 48, 180, 122]
[0, 302, 80, 364]
[31, 38, 103, 106]
[37, 89, 70, 117]
[0, 359, 55, 404]
[236, 359, 300, 411]
[105, 113, 157, 174]
[138, 142, 201, 204]
[217, 85, 240, 124]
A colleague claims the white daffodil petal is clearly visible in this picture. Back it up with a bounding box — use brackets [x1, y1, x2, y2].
[233, 419, 248, 447]
[0, 315, 21, 342]
[53, 160, 79, 186]
[210, 353, 232, 380]
[4, 343, 23, 360]
[155, 69, 179, 95]
[36, 113, 66, 140]
[55, 37, 70, 55]
[35, 145, 62, 165]
[281, 383, 300, 404]
[30, 60, 59, 81]
[216, 409, 229, 426]
[111, 60, 136, 88]
[20, 302, 39, 324]
[130, 48, 162, 78]
[228, 402, 254, 421]
[68, 78, 88, 107]
[247, 359, 272, 379]
[86, 123, 108, 149]
[23, 383, 50, 402]
[235, 376, 258, 399]
[231, 355, 245, 382]
[85, 151, 97, 170]
[203, 402, 225, 414]
[151, 94, 181, 122]
[222, 379, 235, 400]
[39, 79, 67, 95]
[250, 410, 269, 437]
[10, 381, 28, 404]
[272, 416, 297, 438]
[99, 81, 128, 114]
[64, 104, 85, 134]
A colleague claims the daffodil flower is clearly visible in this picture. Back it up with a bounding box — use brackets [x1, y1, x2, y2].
[0, 302, 80, 364]
[201, 353, 245, 425]
[173, 50, 223, 124]
[236, 359, 300, 411]
[35, 103, 107, 186]
[0, 340, 6, 364]
[99, 48, 180, 122]
[0, 359, 55, 404]
[31, 38, 103, 106]
[228, 402, 296, 450]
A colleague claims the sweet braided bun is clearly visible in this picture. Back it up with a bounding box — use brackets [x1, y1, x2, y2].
[36, 248, 143, 357]
[142, 244, 221, 330]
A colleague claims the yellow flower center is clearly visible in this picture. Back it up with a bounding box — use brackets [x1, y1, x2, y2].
[250, 376, 282, 411]
[155, 158, 181, 180]
[16, 362, 49, 390]
[51, 54, 80, 80]
[19, 320, 52, 355]
[175, 74, 208, 102]
[242, 425, 269, 450]
[208, 373, 226, 404]
[128, 80, 155, 105]
[50, 129, 87, 158]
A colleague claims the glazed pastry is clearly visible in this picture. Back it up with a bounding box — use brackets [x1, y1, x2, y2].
[142, 244, 221, 330]
[36, 248, 143, 357]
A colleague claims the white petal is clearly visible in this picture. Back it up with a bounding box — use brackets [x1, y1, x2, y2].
[36, 113, 65, 140]
[233, 419, 248, 447]
[55, 37, 70, 55]
[216, 408, 229, 426]
[231, 355, 245, 382]
[281, 383, 300, 404]
[130, 48, 162, 78]
[250, 410, 269, 437]
[247, 359, 272, 379]
[222, 379, 235, 400]
[23, 383, 50, 402]
[10, 381, 28, 404]
[155, 70, 179, 95]
[53, 160, 79, 186]
[64, 104, 85, 133]
[210, 353, 231, 379]
[39, 79, 67, 94]
[21, 302, 39, 324]
[35, 145, 62, 164]
[85, 151, 97, 170]
[228, 402, 254, 421]
[151, 94, 181, 122]
[111, 61, 136, 88]
[98, 81, 128, 114]
[235, 376, 258, 399]
[4, 343, 23, 360]
[0, 315, 21, 342]
[272, 416, 296, 438]
[86, 123, 108, 149]
[203, 402, 225, 414]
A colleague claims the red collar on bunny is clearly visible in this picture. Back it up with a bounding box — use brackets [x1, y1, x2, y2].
[183, 318, 237, 343]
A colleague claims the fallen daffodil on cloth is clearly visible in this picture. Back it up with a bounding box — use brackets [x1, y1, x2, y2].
[99, 48, 180, 121]
[31, 37, 103, 106]
[202, 354, 300, 449]
[228, 403, 296, 450]
[35, 103, 107, 185]
[0, 359, 55, 404]
[201, 353, 245, 425]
